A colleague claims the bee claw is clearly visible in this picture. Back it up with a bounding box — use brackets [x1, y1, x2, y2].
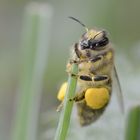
[69, 97, 75, 102]
[71, 73, 79, 78]
[69, 59, 79, 64]
[70, 59, 88, 64]
[56, 102, 63, 112]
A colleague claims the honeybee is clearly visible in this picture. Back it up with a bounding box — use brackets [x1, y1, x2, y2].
[57, 17, 124, 126]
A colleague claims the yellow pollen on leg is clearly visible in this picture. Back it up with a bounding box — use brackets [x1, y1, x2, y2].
[85, 87, 109, 109]
[57, 82, 67, 101]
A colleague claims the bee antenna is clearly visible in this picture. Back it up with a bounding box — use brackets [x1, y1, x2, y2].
[68, 16, 88, 32]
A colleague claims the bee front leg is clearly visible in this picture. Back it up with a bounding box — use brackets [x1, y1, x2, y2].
[88, 55, 103, 63]
[74, 43, 82, 59]
[69, 55, 103, 66]
[66, 59, 81, 74]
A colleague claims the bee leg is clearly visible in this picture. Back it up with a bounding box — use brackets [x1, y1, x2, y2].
[66, 59, 82, 74]
[69, 91, 85, 102]
[73, 43, 104, 64]
[69, 55, 103, 65]
[69, 75, 109, 103]
[66, 71, 80, 79]
[67, 43, 83, 65]
[56, 102, 64, 112]
[74, 43, 82, 58]
[89, 55, 103, 63]
[69, 59, 89, 66]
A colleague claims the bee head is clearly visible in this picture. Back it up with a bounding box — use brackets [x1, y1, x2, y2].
[80, 30, 109, 51]
[69, 16, 109, 52]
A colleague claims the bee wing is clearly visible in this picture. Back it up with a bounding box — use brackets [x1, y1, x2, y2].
[113, 66, 124, 113]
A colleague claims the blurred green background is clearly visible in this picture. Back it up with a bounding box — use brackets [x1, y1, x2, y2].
[0, 0, 140, 140]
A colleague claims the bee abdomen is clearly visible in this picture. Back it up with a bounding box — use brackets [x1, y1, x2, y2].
[77, 101, 106, 126]
[80, 75, 92, 81]
[94, 75, 108, 81]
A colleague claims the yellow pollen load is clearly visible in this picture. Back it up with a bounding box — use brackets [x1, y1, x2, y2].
[57, 82, 67, 101]
[85, 87, 109, 109]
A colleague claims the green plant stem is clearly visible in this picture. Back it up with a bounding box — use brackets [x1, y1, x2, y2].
[12, 3, 52, 140]
[125, 105, 140, 140]
[55, 63, 78, 140]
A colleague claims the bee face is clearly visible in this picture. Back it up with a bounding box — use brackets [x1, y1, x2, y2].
[80, 30, 109, 51]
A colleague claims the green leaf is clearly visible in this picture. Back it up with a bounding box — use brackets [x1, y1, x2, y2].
[125, 105, 140, 140]
[55, 63, 78, 140]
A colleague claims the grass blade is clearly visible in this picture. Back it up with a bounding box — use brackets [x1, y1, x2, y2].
[12, 2, 53, 140]
[125, 105, 140, 140]
[55, 63, 78, 140]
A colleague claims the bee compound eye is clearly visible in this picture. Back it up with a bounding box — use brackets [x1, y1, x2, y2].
[80, 40, 90, 50]
[89, 37, 109, 50]
[98, 37, 109, 47]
